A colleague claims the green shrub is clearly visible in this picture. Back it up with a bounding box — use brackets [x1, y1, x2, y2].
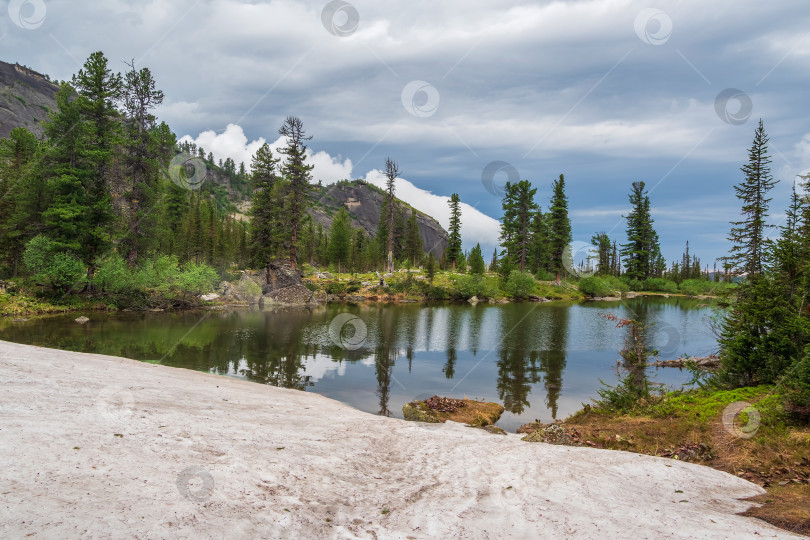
[94, 253, 134, 293]
[504, 271, 536, 299]
[134, 255, 181, 294]
[346, 281, 361, 293]
[626, 278, 643, 291]
[176, 261, 219, 295]
[679, 279, 723, 296]
[782, 354, 810, 423]
[578, 276, 614, 297]
[641, 278, 678, 293]
[535, 269, 555, 281]
[602, 275, 629, 293]
[23, 235, 86, 293]
[452, 274, 497, 300]
[325, 282, 347, 294]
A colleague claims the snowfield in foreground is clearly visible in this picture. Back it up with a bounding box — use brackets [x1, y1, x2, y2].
[0, 340, 799, 539]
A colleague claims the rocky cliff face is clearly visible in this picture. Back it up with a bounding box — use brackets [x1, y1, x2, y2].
[310, 180, 448, 257]
[0, 61, 59, 139]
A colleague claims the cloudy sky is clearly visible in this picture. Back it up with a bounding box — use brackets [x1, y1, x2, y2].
[5, 0, 810, 264]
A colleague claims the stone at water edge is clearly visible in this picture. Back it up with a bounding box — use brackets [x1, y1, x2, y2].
[468, 296, 479, 305]
[199, 293, 219, 302]
[74, 316, 89, 324]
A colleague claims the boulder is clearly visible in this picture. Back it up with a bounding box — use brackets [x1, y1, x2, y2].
[199, 293, 219, 302]
[258, 262, 305, 295]
[468, 296, 479, 305]
[260, 284, 314, 307]
[74, 316, 89, 324]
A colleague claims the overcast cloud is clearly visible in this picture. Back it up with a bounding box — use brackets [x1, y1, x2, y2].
[5, 0, 810, 260]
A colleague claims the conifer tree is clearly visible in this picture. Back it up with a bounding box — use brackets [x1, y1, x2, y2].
[446, 193, 463, 270]
[468, 243, 486, 275]
[383, 157, 399, 273]
[547, 174, 572, 282]
[499, 180, 537, 272]
[404, 210, 422, 268]
[278, 116, 313, 271]
[621, 181, 660, 281]
[724, 119, 777, 277]
[248, 143, 281, 281]
[328, 207, 352, 272]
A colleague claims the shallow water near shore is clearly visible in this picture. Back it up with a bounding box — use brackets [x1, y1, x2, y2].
[1, 297, 718, 431]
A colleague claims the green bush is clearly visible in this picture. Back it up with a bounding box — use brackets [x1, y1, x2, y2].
[679, 279, 725, 296]
[504, 271, 536, 299]
[602, 275, 629, 293]
[626, 278, 643, 291]
[325, 282, 347, 294]
[452, 274, 497, 300]
[176, 261, 219, 295]
[94, 253, 134, 293]
[782, 354, 810, 423]
[535, 269, 555, 281]
[23, 235, 86, 293]
[578, 276, 614, 297]
[134, 255, 181, 294]
[641, 278, 678, 293]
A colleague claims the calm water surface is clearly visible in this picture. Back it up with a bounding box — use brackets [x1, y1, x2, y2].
[1, 297, 718, 431]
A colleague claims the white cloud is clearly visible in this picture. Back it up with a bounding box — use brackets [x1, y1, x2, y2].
[179, 125, 353, 184]
[364, 169, 501, 251]
[179, 124, 266, 169]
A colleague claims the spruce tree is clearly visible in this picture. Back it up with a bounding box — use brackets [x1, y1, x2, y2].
[383, 157, 399, 273]
[499, 180, 537, 272]
[278, 116, 313, 271]
[468, 243, 485, 275]
[621, 181, 660, 281]
[446, 193, 463, 270]
[724, 119, 777, 277]
[547, 174, 572, 282]
[248, 143, 281, 281]
[328, 206, 353, 272]
[404, 210, 422, 268]
[591, 232, 611, 275]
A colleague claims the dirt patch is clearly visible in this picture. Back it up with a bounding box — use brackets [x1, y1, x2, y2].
[402, 396, 504, 427]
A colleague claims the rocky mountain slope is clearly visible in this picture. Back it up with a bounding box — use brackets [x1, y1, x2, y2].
[0, 60, 59, 139]
[310, 180, 448, 256]
[0, 60, 448, 256]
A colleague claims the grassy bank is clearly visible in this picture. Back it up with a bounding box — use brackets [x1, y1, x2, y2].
[519, 386, 810, 534]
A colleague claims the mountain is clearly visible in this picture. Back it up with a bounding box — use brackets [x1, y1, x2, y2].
[310, 180, 448, 256]
[0, 60, 59, 139]
[0, 60, 449, 257]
